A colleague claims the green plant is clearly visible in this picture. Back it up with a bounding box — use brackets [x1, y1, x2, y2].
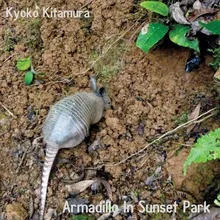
[136, 1, 220, 53]
[199, 21, 220, 35]
[175, 111, 188, 125]
[16, 57, 36, 85]
[184, 128, 220, 175]
[214, 193, 220, 206]
[4, 29, 16, 52]
[209, 47, 220, 72]
[26, 18, 43, 49]
[71, 214, 94, 220]
[89, 40, 124, 82]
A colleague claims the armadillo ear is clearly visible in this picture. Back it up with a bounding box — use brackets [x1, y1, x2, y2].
[98, 87, 106, 96]
[99, 87, 111, 109]
[90, 76, 98, 93]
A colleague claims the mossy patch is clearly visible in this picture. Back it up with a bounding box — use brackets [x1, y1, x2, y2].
[89, 39, 125, 83]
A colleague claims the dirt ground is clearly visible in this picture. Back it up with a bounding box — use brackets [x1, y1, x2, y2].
[0, 0, 220, 219]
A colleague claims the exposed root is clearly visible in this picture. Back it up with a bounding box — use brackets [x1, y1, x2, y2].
[0, 101, 17, 118]
[106, 107, 217, 167]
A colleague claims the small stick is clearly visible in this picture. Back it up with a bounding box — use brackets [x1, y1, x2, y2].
[42, 78, 71, 86]
[138, 153, 152, 169]
[172, 142, 192, 147]
[0, 102, 17, 118]
[79, 0, 93, 10]
[106, 107, 217, 167]
[194, 112, 216, 123]
[0, 53, 16, 67]
[16, 147, 28, 173]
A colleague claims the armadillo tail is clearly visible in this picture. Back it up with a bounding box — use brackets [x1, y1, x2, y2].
[40, 146, 58, 220]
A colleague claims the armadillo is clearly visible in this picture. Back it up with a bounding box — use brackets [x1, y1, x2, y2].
[40, 77, 110, 220]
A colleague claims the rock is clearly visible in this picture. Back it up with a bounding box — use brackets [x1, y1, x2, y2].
[6, 202, 28, 220]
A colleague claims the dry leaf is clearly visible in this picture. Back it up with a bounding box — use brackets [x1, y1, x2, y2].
[145, 166, 162, 186]
[88, 139, 102, 152]
[66, 179, 97, 194]
[189, 207, 220, 219]
[186, 103, 201, 134]
[112, 206, 124, 217]
[141, 24, 149, 35]
[188, 103, 201, 121]
[97, 212, 111, 220]
[202, 0, 219, 9]
[188, 8, 218, 22]
[98, 178, 113, 201]
[193, 0, 202, 10]
[130, 191, 138, 203]
[191, 20, 212, 35]
[44, 208, 56, 220]
[169, 2, 190, 24]
[214, 66, 220, 82]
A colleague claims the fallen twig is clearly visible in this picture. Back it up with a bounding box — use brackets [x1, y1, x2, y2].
[0, 53, 17, 68]
[138, 153, 152, 169]
[106, 107, 217, 167]
[0, 102, 17, 118]
[16, 147, 28, 173]
[194, 111, 216, 123]
[79, 0, 93, 10]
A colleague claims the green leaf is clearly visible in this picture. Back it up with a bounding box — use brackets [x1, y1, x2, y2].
[214, 199, 220, 207]
[184, 128, 220, 175]
[214, 194, 220, 207]
[71, 214, 94, 220]
[16, 57, 31, 71]
[140, 1, 169, 16]
[199, 20, 220, 35]
[24, 71, 34, 85]
[136, 23, 169, 53]
[169, 24, 200, 52]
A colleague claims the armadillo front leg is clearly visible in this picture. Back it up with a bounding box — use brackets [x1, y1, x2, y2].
[40, 146, 58, 220]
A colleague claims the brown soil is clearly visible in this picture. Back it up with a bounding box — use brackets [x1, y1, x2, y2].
[0, 0, 219, 219]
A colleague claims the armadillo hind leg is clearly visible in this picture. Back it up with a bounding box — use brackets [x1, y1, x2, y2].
[40, 146, 58, 220]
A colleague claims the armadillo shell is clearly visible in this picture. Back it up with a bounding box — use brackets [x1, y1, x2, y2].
[43, 92, 94, 148]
